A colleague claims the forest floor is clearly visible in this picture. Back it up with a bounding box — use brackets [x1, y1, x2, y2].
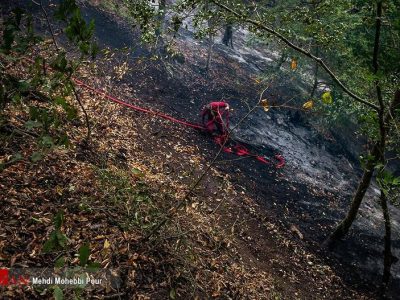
[0, 49, 373, 299]
[0, 0, 397, 299]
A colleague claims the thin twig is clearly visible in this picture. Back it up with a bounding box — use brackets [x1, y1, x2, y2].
[32, 0, 59, 51]
[71, 83, 91, 141]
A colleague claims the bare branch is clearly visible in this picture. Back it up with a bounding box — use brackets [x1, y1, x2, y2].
[32, 0, 59, 51]
[71, 83, 91, 141]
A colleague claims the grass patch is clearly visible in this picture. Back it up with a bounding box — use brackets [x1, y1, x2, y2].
[95, 166, 164, 231]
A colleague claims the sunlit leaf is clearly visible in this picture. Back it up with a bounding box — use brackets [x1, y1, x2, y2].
[103, 239, 111, 249]
[322, 91, 333, 104]
[132, 167, 144, 177]
[260, 99, 269, 112]
[291, 58, 297, 70]
[302, 100, 314, 110]
[169, 288, 176, 299]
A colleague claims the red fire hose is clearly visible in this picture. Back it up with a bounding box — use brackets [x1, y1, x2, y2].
[23, 57, 285, 169]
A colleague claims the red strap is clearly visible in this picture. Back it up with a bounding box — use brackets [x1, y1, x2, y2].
[256, 156, 269, 164]
[275, 155, 285, 168]
[209, 102, 228, 109]
[223, 147, 233, 153]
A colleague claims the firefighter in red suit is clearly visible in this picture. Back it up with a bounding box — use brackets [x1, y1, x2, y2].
[201, 101, 230, 135]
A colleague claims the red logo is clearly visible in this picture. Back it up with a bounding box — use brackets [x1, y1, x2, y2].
[0, 269, 9, 286]
[0, 269, 30, 286]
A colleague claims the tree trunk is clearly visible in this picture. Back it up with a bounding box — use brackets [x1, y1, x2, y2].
[323, 1, 387, 249]
[156, 0, 166, 37]
[274, 50, 287, 71]
[380, 189, 392, 286]
[324, 89, 399, 248]
[222, 24, 233, 48]
[322, 147, 377, 248]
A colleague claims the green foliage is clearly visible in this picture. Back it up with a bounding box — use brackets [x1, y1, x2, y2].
[53, 286, 64, 300]
[64, 10, 98, 58]
[358, 110, 380, 141]
[321, 91, 333, 105]
[376, 168, 400, 206]
[50, 241, 100, 298]
[55, 256, 66, 268]
[124, 0, 160, 43]
[0, 153, 22, 171]
[43, 211, 68, 253]
[0, 0, 97, 170]
[40, 210, 101, 297]
[78, 244, 90, 266]
[54, 0, 79, 21]
[1, 7, 38, 54]
[96, 167, 161, 230]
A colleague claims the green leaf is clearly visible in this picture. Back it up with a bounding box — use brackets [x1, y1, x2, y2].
[87, 262, 101, 272]
[11, 93, 22, 104]
[51, 53, 69, 72]
[56, 232, 68, 248]
[43, 232, 57, 253]
[30, 151, 43, 162]
[169, 288, 176, 299]
[25, 120, 42, 130]
[321, 91, 333, 104]
[54, 211, 64, 230]
[54, 96, 67, 107]
[55, 256, 66, 268]
[54, 0, 78, 21]
[9, 153, 23, 164]
[41, 135, 54, 148]
[57, 134, 70, 147]
[54, 96, 77, 119]
[18, 80, 30, 92]
[132, 168, 144, 177]
[78, 244, 90, 267]
[53, 285, 64, 300]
